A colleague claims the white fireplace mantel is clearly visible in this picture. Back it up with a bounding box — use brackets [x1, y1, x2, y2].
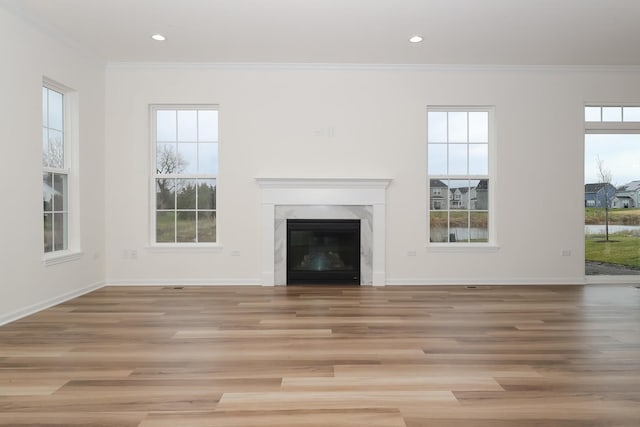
[256, 178, 392, 286]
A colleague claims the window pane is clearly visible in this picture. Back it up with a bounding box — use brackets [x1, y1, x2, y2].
[585, 106, 601, 122]
[449, 180, 469, 210]
[428, 112, 447, 142]
[177, 211, 196, 242]
[448, 112, 467, 142]
[470, 211, 489, 243]
[156, 110, 176, 141]
[47, 129, 64, 168]
[198, 110, 218, 141]
[176, 179, 197, 209]
[53, 213, 67, 251]
[602, 106, 622, 122]
[198, 143, 218, 175]
[156, 178, 175, 209]
[428, 144, 447, 175]
[430, 180, 447, 210]
[468, 112, 488, 142]
[42, 129, 49, 167]
[43, 172, 53, 211]
[177, 110, 198, 141]
[449, 211, 469, 243]
[156, 211, 175, 242]
[448, 144, 467, 175]
[474, 179, 489, 210]
[623, 107, 640, 122]
[47, 89, 63, 131]
[177, 143, 197, 174]
[198, 211, 216, 242]
[43, 213, 52, 252]
[53, 173, 67, 211]
[429, 211, 447, 242]
[469, 144, 488, 175]
[156, 143, 180, 174]
[197, 179, 216, 209]
[42, 87, 48, 127]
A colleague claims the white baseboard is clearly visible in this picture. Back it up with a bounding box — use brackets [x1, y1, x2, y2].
[0, 281, 105, 326]
[105, 278, 262, 286]
[386, 277, 587, 286]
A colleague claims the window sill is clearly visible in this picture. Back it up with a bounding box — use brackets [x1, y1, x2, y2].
[426, 244, 500, 253]
[146, 243, 224, 253]
[43, 250, 83, 266]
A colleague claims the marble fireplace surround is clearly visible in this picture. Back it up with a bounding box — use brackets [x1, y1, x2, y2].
[256, 178, 392, 286]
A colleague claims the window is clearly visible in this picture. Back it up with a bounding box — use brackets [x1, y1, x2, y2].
[42, 84, 69, 253]
[585, 105, 640, 123]
[151, 106, 218, 244]
[584, 104, 640, 278]
[427, 107, 493, 244]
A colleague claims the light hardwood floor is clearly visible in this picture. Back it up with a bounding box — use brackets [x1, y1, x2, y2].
[1, 285, 639, 426]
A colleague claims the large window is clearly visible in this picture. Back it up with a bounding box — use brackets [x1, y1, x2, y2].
[42, 84, 69, 253]
[584, 104, 640, 277]
[152, 106, 218, 244]
[427, 107, 492, 244]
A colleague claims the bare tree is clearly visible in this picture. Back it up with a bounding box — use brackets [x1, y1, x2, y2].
[156, 144, 186, 175]
[596, 156, 614, 241]
[43, 137, 64, 168]
[156, 145, 187, 209]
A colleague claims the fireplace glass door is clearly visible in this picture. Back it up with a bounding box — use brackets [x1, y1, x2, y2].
[286, 219, 360, 285]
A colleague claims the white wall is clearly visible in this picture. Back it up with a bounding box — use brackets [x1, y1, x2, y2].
[0, 7, 106, 324]
[104, 64, 640, 285]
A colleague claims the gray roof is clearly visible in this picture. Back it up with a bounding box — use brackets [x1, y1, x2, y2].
[430, 179, 448, 188]
[620, 180, 640, 192]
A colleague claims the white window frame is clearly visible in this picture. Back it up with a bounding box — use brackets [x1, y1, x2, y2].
[583, 103, 640, 281]
[585, 103, 640, 134]
[149, 104, 221, 248]
[427, 106, 498, 250]
[42, 78, 81, 265]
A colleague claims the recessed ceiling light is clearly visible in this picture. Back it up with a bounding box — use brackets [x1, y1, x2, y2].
[409, 35, 423, 43]
[151, 34, 166, 41]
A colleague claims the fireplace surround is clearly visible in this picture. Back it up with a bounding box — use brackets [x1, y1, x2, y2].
[256, 178, 391, 286]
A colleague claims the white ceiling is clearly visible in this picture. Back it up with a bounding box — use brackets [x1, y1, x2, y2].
[2, 0, 640, 66]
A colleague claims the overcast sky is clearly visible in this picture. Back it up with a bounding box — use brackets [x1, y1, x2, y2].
[584, 134, 640, 186]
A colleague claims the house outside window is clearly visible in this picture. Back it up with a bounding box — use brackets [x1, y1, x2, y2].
[151, 105, 218, 244]
[428, 107, 493, 244]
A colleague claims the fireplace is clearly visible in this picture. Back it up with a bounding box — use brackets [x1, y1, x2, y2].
[287, 219, 361, 285]
[255, 178, 391, 286]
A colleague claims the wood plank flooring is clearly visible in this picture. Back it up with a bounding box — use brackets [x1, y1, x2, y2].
[1, 285, 639, 426]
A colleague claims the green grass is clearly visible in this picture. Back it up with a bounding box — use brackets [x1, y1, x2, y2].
[585, 234, 640, 268]
[156, 212, 216, 243]
[585, 208, 640, 225]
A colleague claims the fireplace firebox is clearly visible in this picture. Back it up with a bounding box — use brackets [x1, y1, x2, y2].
[286, 219, 361, 285]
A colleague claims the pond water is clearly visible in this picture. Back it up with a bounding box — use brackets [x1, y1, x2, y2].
[584, 225, 640, 235]
[431, 227, 489, 242]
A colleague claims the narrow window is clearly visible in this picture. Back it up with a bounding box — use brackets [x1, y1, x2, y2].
[152, 106, 218, 244]
[42, 85, 69, 253]
[428, 107, 493, 244]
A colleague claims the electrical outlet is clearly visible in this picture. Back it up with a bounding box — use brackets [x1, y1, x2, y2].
[561, 249, 572, 257]
[407, 251, 417, 257]
[231, 250, 241, 256]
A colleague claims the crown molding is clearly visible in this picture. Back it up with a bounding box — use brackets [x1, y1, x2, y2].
[106, 62, 640, 73]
